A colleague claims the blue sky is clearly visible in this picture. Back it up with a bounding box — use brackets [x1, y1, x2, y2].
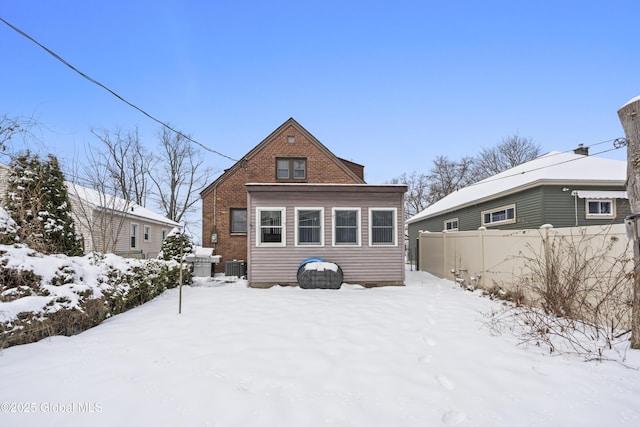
[1, 0, 636, 185]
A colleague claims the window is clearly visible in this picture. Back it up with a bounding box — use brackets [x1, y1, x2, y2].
[296, 208, 323, 246]
[276, 158, 306, 180]
[230, 208, 247, 233]
[369, 208, 396, 246]
[144, 225, 151, 242]
[162, 229, 168, 240]
[333, 208, 360, 246]
[481, 204, 516, 226]
[586, 199, 614, 218]
[130, 223, 138, 248]
[257, 208, 286, 246]
[444, 218, 459, 231]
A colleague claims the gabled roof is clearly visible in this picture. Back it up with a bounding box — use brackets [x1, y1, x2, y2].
[66, 182, 181, 227]
[200, 118, 365, 197]
[406, 151, 627, 225]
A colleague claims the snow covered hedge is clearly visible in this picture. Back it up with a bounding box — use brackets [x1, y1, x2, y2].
[0, 244, 191, 349]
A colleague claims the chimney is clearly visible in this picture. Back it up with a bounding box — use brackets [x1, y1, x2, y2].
[573, 144, 589, 156]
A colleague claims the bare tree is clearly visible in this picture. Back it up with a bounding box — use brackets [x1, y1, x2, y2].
[475, 133, 541, 180]
[149, 126, 214, 230]
[90, 127, 150, 206]
[389, 172, 430, 219]
[68, 148, 131, 254]
[0, 114, 38, 155]
[427, 155, 478, 204]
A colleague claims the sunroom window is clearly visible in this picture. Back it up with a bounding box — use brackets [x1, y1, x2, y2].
[257, 208, 285, 246]
[333, 208, 360, 245]
[296, 208, 323, 246]
[369, 208, 396, 246]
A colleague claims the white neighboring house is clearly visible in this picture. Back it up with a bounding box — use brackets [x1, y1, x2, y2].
[0, 163, 180, 258]
[66, 183, 181, 258]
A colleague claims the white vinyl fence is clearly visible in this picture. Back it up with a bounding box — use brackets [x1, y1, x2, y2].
[417, 224, 632, 293]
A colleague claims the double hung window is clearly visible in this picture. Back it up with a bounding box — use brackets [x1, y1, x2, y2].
[231, 208, 247, 233]
[257, 208, 285, 246]
[296, 208, 323, 246]
[333, 208, 360, 246]
[276, 158, 306, 180]
[369, 208, 396, 246]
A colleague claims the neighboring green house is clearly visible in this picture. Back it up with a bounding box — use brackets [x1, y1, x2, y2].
[406, 148, 629, 259]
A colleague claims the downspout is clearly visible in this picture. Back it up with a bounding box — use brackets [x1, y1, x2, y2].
[212, 185, 217, 251]
[571, 190, 578, 226]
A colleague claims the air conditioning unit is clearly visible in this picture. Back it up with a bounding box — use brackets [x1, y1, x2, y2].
[225, 260, 246, 277]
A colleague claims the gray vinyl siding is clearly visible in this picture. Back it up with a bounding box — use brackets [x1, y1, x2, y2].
[407, 184, 628, 263]
[247, 186, 405, 286]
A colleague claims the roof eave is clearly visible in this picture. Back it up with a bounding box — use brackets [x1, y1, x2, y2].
[406, 178, 625, 225]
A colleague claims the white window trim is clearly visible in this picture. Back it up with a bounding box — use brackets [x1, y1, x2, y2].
[130, 223, 138, 249]
[161, 229, 168, 241]
[144, 225, 151, 242]
[585, 199, 615, 219]
[295, 207, 325, 247]
[368, 207, 397, 247]
[332, 207, 361, 247]
[444, 217, 459, 231]
[481, 204, 516, 227]
[256, 207, 286, 247]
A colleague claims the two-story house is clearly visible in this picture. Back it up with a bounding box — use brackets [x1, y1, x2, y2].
[200, 118, 366, 272]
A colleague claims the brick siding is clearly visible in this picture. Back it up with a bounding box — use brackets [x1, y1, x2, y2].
[201, 121, 364, 269]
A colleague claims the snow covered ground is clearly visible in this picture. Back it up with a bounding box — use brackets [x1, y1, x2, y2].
[1, 268, 639, 427]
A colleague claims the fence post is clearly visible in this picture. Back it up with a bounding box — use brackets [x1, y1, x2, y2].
[443, 230, 448, 280]
[416, 235, 420, 271]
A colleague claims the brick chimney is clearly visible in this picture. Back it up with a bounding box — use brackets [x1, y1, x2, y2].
[573, 144, 589, 155]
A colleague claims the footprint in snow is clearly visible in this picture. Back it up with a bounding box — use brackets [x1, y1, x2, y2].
[442, 409, 468, 426]
[435, 375, 456, 390]
[422, 336, 437, 346]
[417, 354, 432, 364]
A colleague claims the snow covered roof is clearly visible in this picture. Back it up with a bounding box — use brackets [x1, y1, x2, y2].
[406, 151, 627, 224]
[66, 182, 181, 227]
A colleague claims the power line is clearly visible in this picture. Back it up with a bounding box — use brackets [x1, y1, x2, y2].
[0, 16, 238, 162]
[463, 138, 626, 190]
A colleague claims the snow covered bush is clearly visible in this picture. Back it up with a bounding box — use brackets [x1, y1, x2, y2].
[4, 152, 83, 256]
[485, 230, 633, 360]
[158, 229, 193, 262]
[0, 207, 19, 244]
[0, 244, 191, 349]
[107, 258, 191, 315]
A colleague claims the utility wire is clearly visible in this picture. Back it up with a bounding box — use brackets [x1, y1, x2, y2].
[461, 138, 626, 190]
[0, 16, 238, 162]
